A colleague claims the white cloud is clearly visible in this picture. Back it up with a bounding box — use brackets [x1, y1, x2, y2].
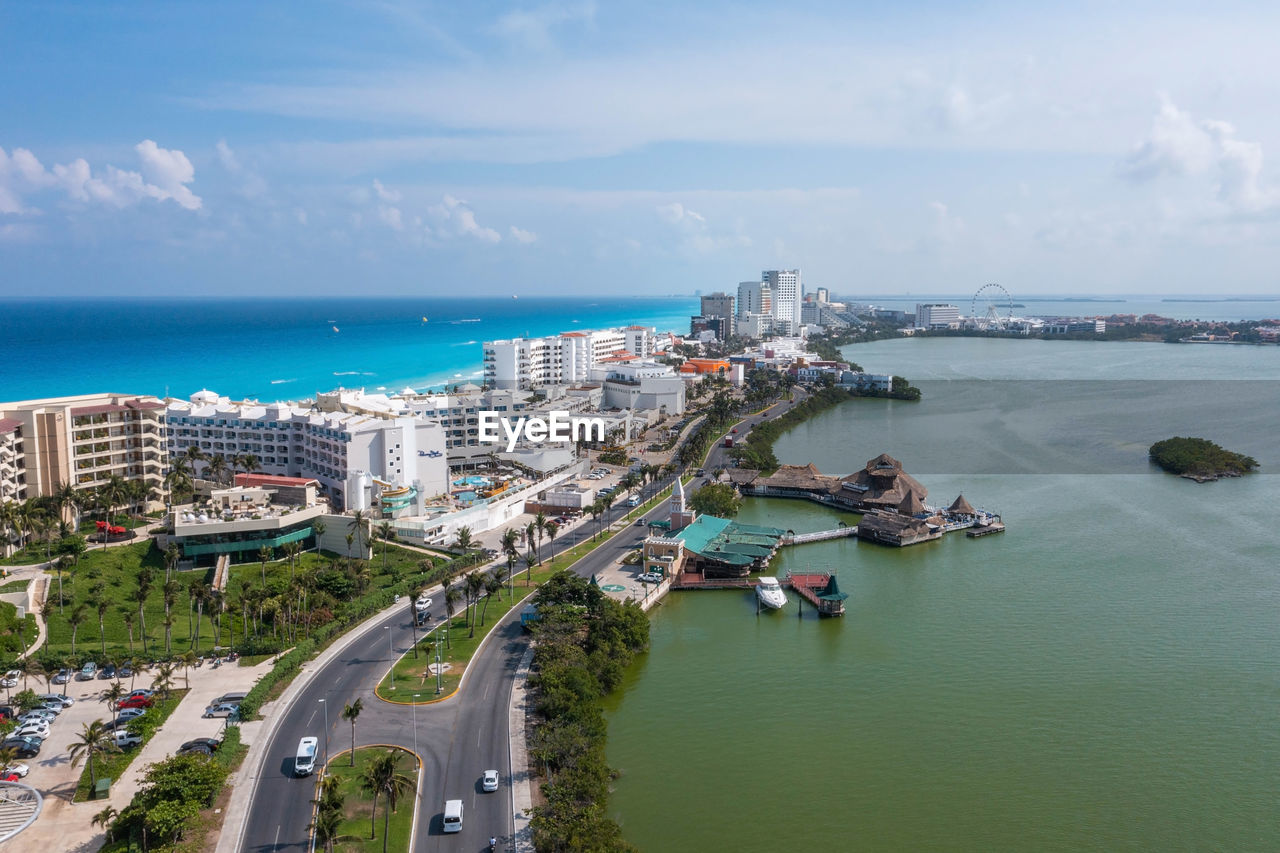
[372, 178, 401, 203]
[427, 195, 501, 242]
[135, 140, 202, 210]
[378, 204, 404, 230]
[656, 202, 705, 225]
[493, 1, 595, 51]
[216, 139, 268, 198]
[509, 225, 537, 243]
[0, 141, 202, 214]
[1122, 96, 1271, 211]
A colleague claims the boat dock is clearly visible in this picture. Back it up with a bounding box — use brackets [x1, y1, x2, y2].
[966, 520, 1006, 538]
[781, 526, 858, 545]
[672, 571, 756, 590]
[783, 572, 848, 617]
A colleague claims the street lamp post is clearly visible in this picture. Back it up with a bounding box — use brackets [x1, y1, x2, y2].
[412, 694, 420, 756]
[318, 698, 328, 764]
[386, 626, 395, 690]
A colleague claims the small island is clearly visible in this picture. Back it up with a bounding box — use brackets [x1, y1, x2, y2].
[1149, 436, 1259, 482]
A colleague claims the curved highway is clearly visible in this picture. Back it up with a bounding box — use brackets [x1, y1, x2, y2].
[238, 389, 805, 852]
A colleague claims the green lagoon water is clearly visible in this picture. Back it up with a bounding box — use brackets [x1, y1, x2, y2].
[605, 339, 1280, 851]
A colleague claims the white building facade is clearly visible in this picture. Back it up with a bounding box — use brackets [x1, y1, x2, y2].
[763, 269, 803, 335]
[915, 303, 961, 329]
[483, 326, 656, 390]
[165, 392, 449, 510]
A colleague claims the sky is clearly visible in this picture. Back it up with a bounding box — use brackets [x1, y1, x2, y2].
[3, 0, 1280, 298]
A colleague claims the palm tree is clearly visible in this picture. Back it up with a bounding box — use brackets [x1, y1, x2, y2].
[205, 455, 228, 487]
[164, 458, 194, 507]
[359, 750, 416, 851]
[480, 574, 502, 625]
[134, 579, 151, 655]
[533, 511, 549, 560]
[311, 519, 326, 552]
[544, 520, 559, 565]
[54, 480, 82, 529]
[16, 658, 42, 691]
[179, 650, 198, 688]
[375, 751, 417, 853]
[69, 604, 87, 655]
[452, 525, 474, 554]
[151, 661, 175, 699]
[91, 805, 120, 842]
[191, 581, 210, 652]
[465, 572, 485, 638]
[347, 510, 370, 560]
[377, 521, 395, 571]
[342, 698, 363, 766]
[164, 543, 181, 583]
[103, 681, 125, 711]
[97, 599, 110, 656]
[310, 803, 357, 853]
[240, 453, 262, 477]
[69, 720, 119, 791]
[442, 586, 461, 650]
[492, 563, 511, 603]
[258, 545, 273, 587]
[523, 522, 537, 567]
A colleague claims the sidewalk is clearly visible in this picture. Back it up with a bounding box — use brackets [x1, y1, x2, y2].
[508, 643, 536, 853]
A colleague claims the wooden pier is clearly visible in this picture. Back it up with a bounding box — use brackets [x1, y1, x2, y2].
[672, 571, 755, 590]
[783, 572, 848, 617]
[781, 526, 859, 545]
[966, 521, 1005, 538]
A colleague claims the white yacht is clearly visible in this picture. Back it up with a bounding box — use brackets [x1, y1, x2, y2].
[756, 577, 788, 610]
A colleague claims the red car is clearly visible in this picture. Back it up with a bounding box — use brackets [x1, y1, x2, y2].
[117, 695, 154, 711]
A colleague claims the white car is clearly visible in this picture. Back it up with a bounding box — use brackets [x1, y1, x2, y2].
[14, 722, 50, 740]
[114, 730, 142, 749]
[36, 694, 74, 708]
[0, 762, 29, 778]
[482, 769, 499, 792]
[0, 670, 18, 688]
[17, 711, 56, 726]
[414, 596, 433, 612]
[638, 572, 664, 584]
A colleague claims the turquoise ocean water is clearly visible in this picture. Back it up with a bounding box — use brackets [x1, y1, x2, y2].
[0, 297, 697, 402]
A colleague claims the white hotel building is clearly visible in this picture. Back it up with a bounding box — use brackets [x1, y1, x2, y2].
[483, 326, 657, 390]
[165, 391, 449, 510]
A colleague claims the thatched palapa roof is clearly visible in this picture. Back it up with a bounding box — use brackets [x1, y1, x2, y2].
[948, 494, 976, 515]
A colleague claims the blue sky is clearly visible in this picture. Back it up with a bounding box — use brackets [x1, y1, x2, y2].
[4, 0, 1280, 298]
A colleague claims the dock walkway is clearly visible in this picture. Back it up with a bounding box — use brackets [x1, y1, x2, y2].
[782, 526, 858, 545]
[783, 571, 848, 616]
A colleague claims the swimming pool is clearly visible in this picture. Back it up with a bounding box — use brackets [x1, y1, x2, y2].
[452, 476, 492, 488]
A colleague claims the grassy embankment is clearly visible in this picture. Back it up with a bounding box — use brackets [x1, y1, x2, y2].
[8, 539, 445, 668]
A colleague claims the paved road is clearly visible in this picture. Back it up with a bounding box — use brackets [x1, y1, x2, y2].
[238, 389, 806, 852]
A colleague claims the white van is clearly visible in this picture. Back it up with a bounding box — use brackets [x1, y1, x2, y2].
[442, 799, 464, 833]
[295, 737, 318, 776]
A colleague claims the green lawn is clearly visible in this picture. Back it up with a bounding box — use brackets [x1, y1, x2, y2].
[17, 539, 444, 668]
[326, 746, 419, 853]
[0, 578, 30, 593]
[0, 603, 37, 656]
[73, 688, 188, 802]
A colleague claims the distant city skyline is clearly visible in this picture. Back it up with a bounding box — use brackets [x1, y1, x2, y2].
[5, 2, 1280, 297]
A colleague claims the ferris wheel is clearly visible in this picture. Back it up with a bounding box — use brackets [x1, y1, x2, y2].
[972, 283, 1014, 330]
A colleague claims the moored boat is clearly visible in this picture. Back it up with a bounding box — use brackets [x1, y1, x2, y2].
[756, 576, 787, 610]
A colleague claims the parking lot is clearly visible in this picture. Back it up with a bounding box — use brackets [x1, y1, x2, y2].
[5, 656, 274, 851]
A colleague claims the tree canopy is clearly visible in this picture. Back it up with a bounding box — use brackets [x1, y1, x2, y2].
[1149, 437, 1258, 477]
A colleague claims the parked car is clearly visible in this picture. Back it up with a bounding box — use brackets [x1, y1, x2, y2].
[635, 518, 647, 526]
[482, 769, 499, 792]
[18, 711, 57, 725]
[638, 572, 664, 584]
[178, 743, 213, 757]
[75, 662, 98, 681]
[14, 722, 50, 740]
[0, 738, 39, 758]
[211, 692, 248, 706]
[36, 693, 73, 708]
[0, 761, 29, 778]
[51, 669, 71, 684]
[116, 707, 147, 722]
[98, 664, 117, 680]
[0, 670, 18, 688]
[202, 702, 239, 719]
[117, 664, 133, 679]
[117, 695, 154, 711]
[124, 689, 154, 699]
[414, 596, 432, 612]
[114, 730, 142, 749]
[0, 706, 12, 721]
[179, 737, 222, 753]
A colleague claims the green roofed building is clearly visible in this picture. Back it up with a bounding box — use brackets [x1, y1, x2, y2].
[671, 515, 786, 578]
